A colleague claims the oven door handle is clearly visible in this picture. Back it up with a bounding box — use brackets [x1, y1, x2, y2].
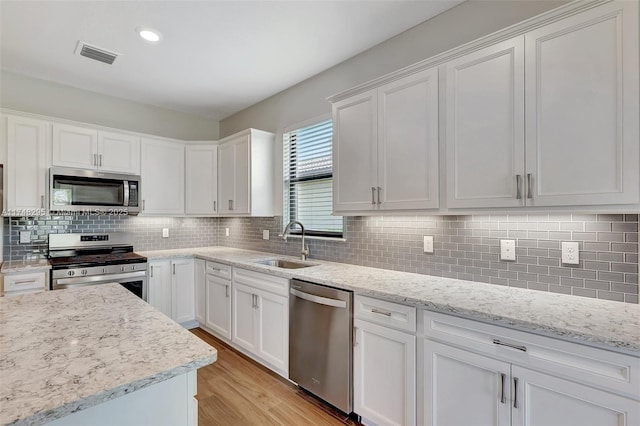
[53, 270, 147, 286]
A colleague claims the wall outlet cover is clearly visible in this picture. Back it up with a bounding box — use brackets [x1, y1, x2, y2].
[225, 228, 230, 237]
[500, 239, 516, 261]
[423, 235, 434, 253]
[561, 241, 580, 265]
[19, 231, 31, 244]
[162, 228, 169, 238]
[263, 230, 269, 240]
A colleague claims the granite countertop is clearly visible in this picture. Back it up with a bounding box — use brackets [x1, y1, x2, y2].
[141, 247, 640, 355]
[1, 259, 51, 274]
[0, 284, 217, 426]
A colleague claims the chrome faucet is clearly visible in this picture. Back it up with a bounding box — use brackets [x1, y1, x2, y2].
[282, 220, 309, 260]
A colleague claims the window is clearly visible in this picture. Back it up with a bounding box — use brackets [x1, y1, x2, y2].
[283, 118, 343, 238]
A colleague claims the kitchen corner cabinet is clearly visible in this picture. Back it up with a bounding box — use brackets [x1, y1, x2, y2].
[204, 261, 232, 340]
[4, 115, 49, 214]
[141, 138, 185, 215]
[332, 67, 439, 214]
[231, 268, 288, 374]
[52, 124, 140, 175]
[148, 258, 195, 326]
[217, 129, 274, 217]
[185, 144, 218, 216]
[353, 295, 417, 426]
[445, 0, 639, 209]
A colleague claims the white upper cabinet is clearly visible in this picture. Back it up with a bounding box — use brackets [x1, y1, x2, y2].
[524, 0, 639, 206]
[444, 36, 525, 208]
[5, 115, 49, 213]
[185, 144, 218, 216]
[217, 129, 274, 217]
[141, 138, 185, 215]
[52, 124, 140, 175]
[332, 67, 439, 214]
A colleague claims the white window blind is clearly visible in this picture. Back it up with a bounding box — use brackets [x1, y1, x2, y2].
[283, 118, 343, 238]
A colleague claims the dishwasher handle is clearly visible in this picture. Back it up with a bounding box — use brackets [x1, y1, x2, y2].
[290, 288, 347, 308]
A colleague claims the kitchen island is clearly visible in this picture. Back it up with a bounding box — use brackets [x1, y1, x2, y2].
[0, 283, 217, 425]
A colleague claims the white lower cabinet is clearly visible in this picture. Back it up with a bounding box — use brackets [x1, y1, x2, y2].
[147, 258, 195, 326]
[1, 271, 48, 296]
[354, 295, 417, 426]
[194, 259, 206, 325]
[231, 268, 288, 375]
[205, 273, 232, 339]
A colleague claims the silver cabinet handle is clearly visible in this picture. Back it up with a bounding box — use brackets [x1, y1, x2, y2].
[526, 174, 533, 199]
[142, 200, 145, 211]
[353, 326, 358, 347]
[225, 285, 229, 298]
[172, 264, 176, 275]
[493, 339, 527, 352]
[150, 266, 154, 278]
[371, 308, 392, 317]
[229, 200, 233, 211]
[254, 294, 259, 309]
[213, 201, 217, 212]
[500, 373, 506, 404]
[93, 153, 97, 166]
[13, 279, 37, 285]
[99, 154, 103, 167]
[40, 195, 45, 209]
[371, 187, 376, 205]
[251, 294, 255, 308]
[513, 377, 519, 408]
[516, 175, 522, 199]
[377, 187, 382, 205]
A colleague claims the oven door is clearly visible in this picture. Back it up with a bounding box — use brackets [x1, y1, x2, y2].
[51, 270, 148, 301]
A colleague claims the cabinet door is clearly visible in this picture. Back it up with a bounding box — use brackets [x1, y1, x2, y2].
[194, 259, 206, 325]
[354, 319, 416, 426]
[6, 116, 49, 213]
[232, 282, 258, 353]
[148, 260, 172, 318]
[171, 259, 195, 325]
[185, 145, 218, 215]
[332, 89, 378, 213]
[512, 366, 640, 426]
[378, 68, 439, 210]
[52, 124, 98, 170]
[232, 135, 251, 215]
[255, 289, 288, 373]
[422, 340, 511, 426]
[444, 36, 525, 208]
[218, 140, 235, 215]
[205, 274, 231, 339]
[525, 1, 639, 206]
[98, 131, 140, 174]
[141, 138, 185, 215]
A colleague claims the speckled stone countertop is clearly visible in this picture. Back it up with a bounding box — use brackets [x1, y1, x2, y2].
[0, 284, 217, 426]
[1, 259, 51, 274]
[141, 247, 640, 355]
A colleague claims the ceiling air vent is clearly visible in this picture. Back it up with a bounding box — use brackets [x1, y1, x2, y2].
[75, 41, 118, 65]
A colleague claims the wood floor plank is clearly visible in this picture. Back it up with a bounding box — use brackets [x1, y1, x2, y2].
[191, 328, 360, 426]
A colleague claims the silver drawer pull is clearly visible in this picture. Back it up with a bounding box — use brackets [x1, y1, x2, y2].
[513, 377, 520, 408]
[371, 308, 392, 317]
[493, 339, 527, 352]
[500, 373, 506, 404]
[515, 174, 522, 199]
[371, 187, 376, 205]
[13, 279, 37, 285]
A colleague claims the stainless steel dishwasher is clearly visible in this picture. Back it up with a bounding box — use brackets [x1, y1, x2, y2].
[289, 279, 353, 414]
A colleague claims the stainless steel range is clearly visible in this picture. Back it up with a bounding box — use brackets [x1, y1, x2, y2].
[48, 233, 148, 300]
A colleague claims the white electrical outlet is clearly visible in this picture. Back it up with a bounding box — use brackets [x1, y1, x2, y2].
[500, 240, 516, 261]
[225, 228, 230, 237]
[562, 241, 580, 265]
[263, 230, 269, 240]
[19, 231, 31, 244]
[423, 236, 434, 253]
[162, 228, 169, 238]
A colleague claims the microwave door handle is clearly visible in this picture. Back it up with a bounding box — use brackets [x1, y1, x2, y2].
[123, 181, 130, 207]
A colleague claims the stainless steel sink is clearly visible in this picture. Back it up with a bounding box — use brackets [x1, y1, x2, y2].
[255, 259, 317, 269]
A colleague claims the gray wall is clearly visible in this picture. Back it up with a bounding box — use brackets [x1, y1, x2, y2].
[0, 71, 219, 140]
[219, 0, 568, 215]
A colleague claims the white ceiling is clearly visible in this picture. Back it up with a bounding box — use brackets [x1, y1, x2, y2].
[1, 1, 463, 120]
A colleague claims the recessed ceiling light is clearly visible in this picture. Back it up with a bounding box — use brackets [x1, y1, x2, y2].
[136, 27, 162, 43]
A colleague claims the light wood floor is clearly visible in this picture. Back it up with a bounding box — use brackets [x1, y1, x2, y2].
[191, 328, 361, 426]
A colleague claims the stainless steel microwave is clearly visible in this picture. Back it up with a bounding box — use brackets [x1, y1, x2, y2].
[49, 168, 140, 215]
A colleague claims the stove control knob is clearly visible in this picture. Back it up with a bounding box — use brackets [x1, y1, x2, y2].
[131, 265, 136, 271]
[120, 266, 125, 272]
[67, 270, 75, 276]
[81, 269, 87, 276]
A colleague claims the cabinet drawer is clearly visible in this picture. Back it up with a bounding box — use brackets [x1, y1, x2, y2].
[3, 272, 46, 294]
[233, 267, 288, 297]
[206, 261, 231, 280]
[355, 295, 416, 333]
[423, 311, 640, 399]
